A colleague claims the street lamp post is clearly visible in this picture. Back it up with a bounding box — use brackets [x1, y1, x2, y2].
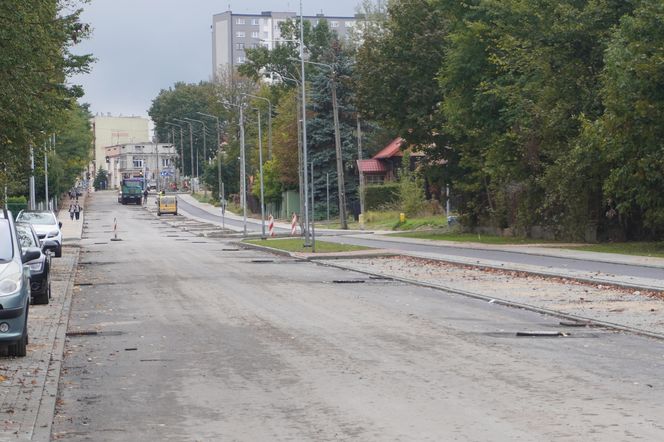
[269, 73, 305, 231]
[173, 118, 194, 188]
[221, 101, 248, 237]
[185, 117, 208, 196]
[242, 93, 272, 160]
[298, 0, 311, 246]
[296, 58, 348, 229]
[197, 112, 224, 201]
[165, 122, 184, 189]
[251, 107, 266, 238]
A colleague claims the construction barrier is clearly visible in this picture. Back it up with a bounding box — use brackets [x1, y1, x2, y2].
[268, 215, 275, 237]
[291, 212, 298, 236]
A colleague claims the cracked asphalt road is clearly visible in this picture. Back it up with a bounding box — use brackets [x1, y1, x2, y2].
[50, 191, 664, 441]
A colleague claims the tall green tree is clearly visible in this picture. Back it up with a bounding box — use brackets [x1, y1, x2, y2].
[0, 0, 92, 204]
[598, 0, 664, 237]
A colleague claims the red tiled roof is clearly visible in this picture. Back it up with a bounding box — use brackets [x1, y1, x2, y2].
[373, 137, 405, 159]
[373, 137, 426, 159]
[357, 159, 388, 173]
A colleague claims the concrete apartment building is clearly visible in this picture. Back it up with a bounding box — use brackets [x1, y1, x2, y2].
[91, 115, 150, 173]
[212, 10, 361, 75]
[104, 143, 178, 190]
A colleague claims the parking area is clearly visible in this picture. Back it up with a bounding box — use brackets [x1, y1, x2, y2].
[0, 198, 82, 441]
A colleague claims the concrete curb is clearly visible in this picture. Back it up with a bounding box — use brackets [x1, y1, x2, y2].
[314, 259, 664, 342]
[242, 241, 664, 341]
[353, 233, 664, 270]
[31, 235, 80, 441]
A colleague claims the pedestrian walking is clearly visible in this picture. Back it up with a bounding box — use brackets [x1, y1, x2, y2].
[68, 203, 75, 220]
[143, 188, 149, 205]
[74, 203, 82, 220]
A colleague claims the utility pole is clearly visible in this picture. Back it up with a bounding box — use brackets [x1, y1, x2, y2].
[44, 139, 49, 210]
[331, 78, 347, 229]
[254, 108, 266, 239]
[29, 146, 36, 210]
[357, 115, 365, 218]
[299, 0, 311, 246]
[197, 112, 224, 201]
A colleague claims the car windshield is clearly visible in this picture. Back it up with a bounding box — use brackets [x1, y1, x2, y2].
[16, 225, 38, 248]
[17, 212, 56, 225]
[0, 219, 13, 260]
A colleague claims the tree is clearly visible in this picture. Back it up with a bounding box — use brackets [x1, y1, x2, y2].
[598, 0, 664, 237]
[0, 0, 93, 197]
[93, 167, 108, 190]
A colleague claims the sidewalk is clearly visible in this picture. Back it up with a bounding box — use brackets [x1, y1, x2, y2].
[0, 194, 84, 441]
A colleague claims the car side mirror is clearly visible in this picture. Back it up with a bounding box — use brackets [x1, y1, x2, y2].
[41, 239, 56, 251]
[59, 222, 63, 228]
[22, 248, 41, 263]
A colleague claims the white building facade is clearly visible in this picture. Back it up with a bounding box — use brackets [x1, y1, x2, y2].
[91, 115, 150, 174]
[105, 143, 178, 190]
[212, 10, 362, 76]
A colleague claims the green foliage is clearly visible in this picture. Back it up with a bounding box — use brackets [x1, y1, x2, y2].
[93, 167, 108, 191]
[598, 0, 664, 236]
[364, 183, 399, 210]
[0, 0, 93, 184]
[398, 153, 425, 217]
[252, 159, 282, 204]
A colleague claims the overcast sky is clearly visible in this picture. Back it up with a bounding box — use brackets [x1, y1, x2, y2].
[70, 0, 362, 119]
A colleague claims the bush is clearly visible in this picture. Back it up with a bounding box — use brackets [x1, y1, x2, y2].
[364, 183, 399, 210]
[7, 196, 27, 215]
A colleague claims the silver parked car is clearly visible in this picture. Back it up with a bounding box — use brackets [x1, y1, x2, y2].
[0, 209, 40, 357]
[16, 210, 63, 257]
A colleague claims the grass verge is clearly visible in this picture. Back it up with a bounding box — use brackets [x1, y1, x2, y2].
[245, 238, 372, 253]
[390, 231, 557, 245]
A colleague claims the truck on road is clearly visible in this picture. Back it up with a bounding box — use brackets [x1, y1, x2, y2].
[119, 178, 144, 205]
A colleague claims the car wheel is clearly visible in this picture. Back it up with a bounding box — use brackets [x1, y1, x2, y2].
[33, 286, 49, 305]
[174, 211, 177, 216]
[10, 323, 28, 357]
[157, 212, 161, 216]
[55, 245, 62, 258]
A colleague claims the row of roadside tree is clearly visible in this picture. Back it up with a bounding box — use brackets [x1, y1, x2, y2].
[151, 0, 664, 241]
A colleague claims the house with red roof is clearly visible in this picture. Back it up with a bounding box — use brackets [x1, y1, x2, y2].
[356, 137, 426, 185]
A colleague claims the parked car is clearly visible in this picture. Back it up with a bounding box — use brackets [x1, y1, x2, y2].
[0, 209, 40, 357]
[15, 222, 51, 305]
[16, 210, 63, 257]
[157, 195, 178, 216]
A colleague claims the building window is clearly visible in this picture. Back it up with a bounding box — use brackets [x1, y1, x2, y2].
[237, 56, 245, 64]
[331, 21, 339, 28]
[365, 174, 385, 185]
[161, 158, 171, 167]
[135, 145, 144, 151]
[236, 31, 245, 38]
[236, 43, 245, 49]
[251, 18, 259, 25]
[251, 31, 259, 38]
[251, 43, 259, 49]
[133, 158, 144, 169]
[236, 18, 245, 25]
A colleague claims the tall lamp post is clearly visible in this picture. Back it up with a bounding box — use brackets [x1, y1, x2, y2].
[298, 0, 311, 246]
[295, 58, 348, 229]
[269, 73, 305, 229]
[185, 117, 208, 196]
[173, 118, 195, 188]
[197, 112, 224, 202]
[221, 100, 248, 237]
[242, 93, 272, 160]
[165, 122, 184, 189]
[249, 106, 266, 238]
